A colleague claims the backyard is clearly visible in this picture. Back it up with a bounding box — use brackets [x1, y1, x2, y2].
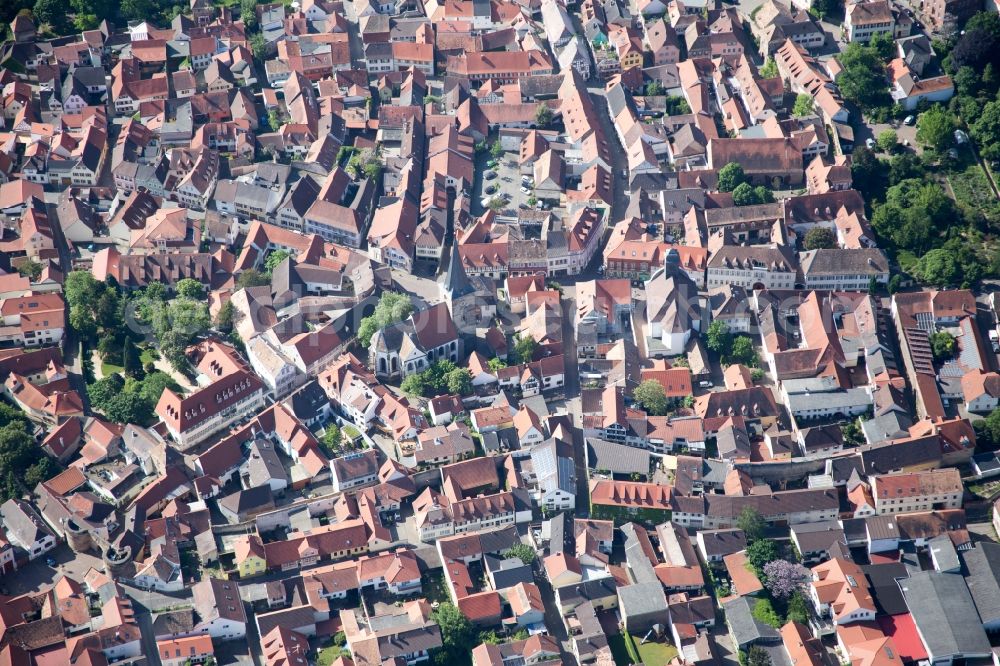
[635, 638, 679, 666]
[609, 629, 679, 666]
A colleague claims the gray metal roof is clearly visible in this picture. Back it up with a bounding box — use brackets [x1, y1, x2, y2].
[962, 542, 1000, 626]
[618, 582, 668, 619]
[585, 438, 650, 476]
[898, 571, 991, 661]
[722, 596, 780, 648]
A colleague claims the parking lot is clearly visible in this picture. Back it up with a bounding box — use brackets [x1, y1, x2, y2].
[473, 149, 540, 216]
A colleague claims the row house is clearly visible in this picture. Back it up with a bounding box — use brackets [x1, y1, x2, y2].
[446, 50, 554, 84]
[871, 468, 963, 515]
[155, 369, 266, 449]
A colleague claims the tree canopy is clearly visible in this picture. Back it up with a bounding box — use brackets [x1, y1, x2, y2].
[513, 334, 538, 364]
[358, 292, 416, 348]
[792, 94, 814, 117]
[633, 380, 669, 416]
[705, 320, 732, 355]
[732, 183, 774, 207]
[803, 227, 837, 250]
[717, 162, 747, 192]
[838, 41, 892, 112]
[916, 107, 957, 152]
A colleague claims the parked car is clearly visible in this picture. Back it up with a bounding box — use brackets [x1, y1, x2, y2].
[484, 170, 497, 180]
[45, 557, 56, 567]
[485, 184, 497, 194]
[698, 380, 713, 388]
[865, 137, 876, 149]
[904, 115, 915, 125]
[520, 186, 531, 194]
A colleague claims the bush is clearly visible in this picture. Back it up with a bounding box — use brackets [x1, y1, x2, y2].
[876, 129, 898, 153]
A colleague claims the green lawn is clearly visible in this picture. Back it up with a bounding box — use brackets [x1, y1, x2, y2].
[634, 637, 679, 666]
[317, 645, 345, 666]
[101, 361, 124, 376]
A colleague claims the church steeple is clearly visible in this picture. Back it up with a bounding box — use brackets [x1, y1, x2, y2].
[442, 240, 474, 300]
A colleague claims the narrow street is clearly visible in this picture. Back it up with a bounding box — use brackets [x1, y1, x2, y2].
[585, 83, 629, 226]
[535, 571, 576, 665]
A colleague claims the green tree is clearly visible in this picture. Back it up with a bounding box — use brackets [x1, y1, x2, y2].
[240, 0, 257, 30]
[717, 162, 746, 192]
[237, 269, 271, 289]
[760, 58, 778, 78]
[980, 407, 1000, 448]
[487, 196, 506, 212]
[916, 107, 957, 152]
[431, 603, 473, 666]
[33, 0, 70, 33]
[838, 41, 892, 111]
[215, 300, 235, 333]
[123, 338, 142, 378]
[705, 320, 732, 355]
[88, 374, 126, 413]
[633, 380, 669, 416]
[746, 539, 779, 574]
[446, 368, 472, 396]
[65, 271, 103, 341]
[175, 278, 205, 300]
[513, 334, 538, 364]
[358, 292, 416, 348]
[535, 103, 553, 127]
[503, 543, 537, 565]
[23, 457, 57, 488]
[102, 390, 152, 424]
[869, 33, 895, 60]
[737, 506, 765, 543]
[265, 249, 292, 274]
[876, 129, 898, 153]
[792, 93, 814, 117]
[972, 100, 1000, 161]
[16, 260, 42, 281]
[267, 108, 282, 132]
[785, 591, 810, 624]
[490, 140, 504, 160]
[401, 373, 427, 397]
[731, 182, 757, 206]
[138, 371, 179, 406]
[732, 183, 773, 206]
[362, 157, 383, 181]
[323, 424, 342, 451]
[747, 645, 772, 666]
[804, 227, 837, 250]
[930, 331, 957, 360]
[250, 32, 267, 61]
[487, 358, 507, 372]
[729, 335, 758, 367]
[914, 248, 962, 287]
[645, 80, 664, 96]
[841, 418, 864, 446]
[750, 598, 782, 629]
[119, 0, 155, 20]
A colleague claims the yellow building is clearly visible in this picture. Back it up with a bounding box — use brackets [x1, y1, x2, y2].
[234, 534, 267, 579]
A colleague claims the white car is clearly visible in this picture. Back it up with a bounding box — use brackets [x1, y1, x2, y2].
[520, 186, 531, 194]
[865, 138, 876, 149]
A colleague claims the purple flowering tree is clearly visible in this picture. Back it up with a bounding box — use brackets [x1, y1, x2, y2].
[763, 559, 810, 599]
